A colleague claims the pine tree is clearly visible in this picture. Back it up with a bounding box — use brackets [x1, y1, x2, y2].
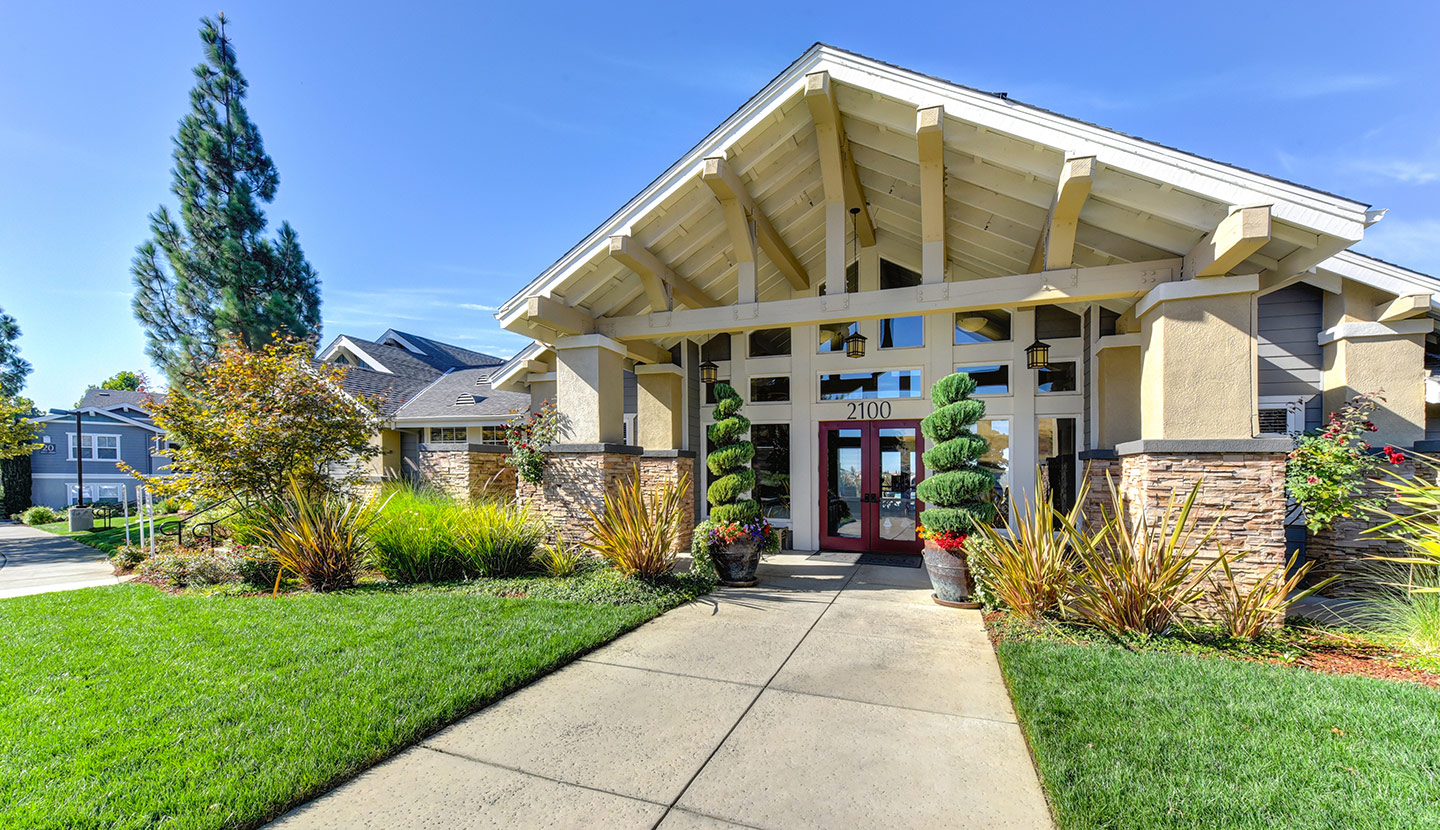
[0, 307, 31, 397]
[132, 14, 320, 385]
[917, 373, 998, 536]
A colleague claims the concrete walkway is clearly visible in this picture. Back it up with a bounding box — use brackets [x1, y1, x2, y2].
[273, 553, 1053, 829]
[0, 521, 120, 599]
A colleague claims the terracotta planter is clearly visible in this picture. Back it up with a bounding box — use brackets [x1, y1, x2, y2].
[712, 540, 761, 587]
[922, 538, 981, 608]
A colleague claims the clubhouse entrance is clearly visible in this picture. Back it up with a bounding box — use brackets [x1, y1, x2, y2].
[819, 420, 924, 554]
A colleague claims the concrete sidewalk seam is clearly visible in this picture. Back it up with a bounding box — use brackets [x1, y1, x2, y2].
[575, 658, 767, 688]
[415, 745, 672, 808]
[764, 684, 1020, 725]
[648, 566, 861, 830]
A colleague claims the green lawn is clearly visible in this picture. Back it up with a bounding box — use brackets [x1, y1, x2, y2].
[33, 514, 179, 554]
[998, 636, 1440, 829]
[0, 576, 698, 829]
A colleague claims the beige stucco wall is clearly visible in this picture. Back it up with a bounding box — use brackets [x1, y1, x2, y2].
[556, 336, 626, 444]
[1097, 344, 1141, 448]
[367, 428, 402, 478]
[1321, 284, 1428, 447]
[635, 366, 683, 450]
[1140, 291, 1256, 440]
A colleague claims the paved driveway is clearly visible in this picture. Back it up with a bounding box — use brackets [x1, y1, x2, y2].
[273, 553, 1053, 829]
[0, 521, 120, 599]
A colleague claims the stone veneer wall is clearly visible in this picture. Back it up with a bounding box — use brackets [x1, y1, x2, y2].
[1305, 458, 1422, 597]
[1078, 454, 1120, 530]
[1082, 451, 1288, 595]
[638, 453, 695, 553]
[418, 446, 516, 502]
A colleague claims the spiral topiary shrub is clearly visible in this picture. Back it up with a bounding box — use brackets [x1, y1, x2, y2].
[917, 372, 997, 535]
[706, 382, 761, 525]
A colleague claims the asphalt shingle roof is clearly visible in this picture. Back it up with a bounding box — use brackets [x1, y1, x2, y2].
[333, 365, 436, 416]
[392, 367, 531, 419]
[79, 389, 166, 411]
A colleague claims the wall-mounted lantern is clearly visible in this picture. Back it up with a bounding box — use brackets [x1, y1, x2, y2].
[1025, 339, 1051, 370]
[699, 360, 719, 385]
[844, 330, 868, 359]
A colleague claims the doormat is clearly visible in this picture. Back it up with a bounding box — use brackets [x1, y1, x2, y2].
[808, 551, 922, 569]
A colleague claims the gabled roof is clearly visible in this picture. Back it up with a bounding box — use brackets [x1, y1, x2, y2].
[375, 329, 506, 370]
[319, 331, 507, 378]
[36, 406, 163, 433]
[333, 365, 436, 416]
[392, 366, 531, 421]
[497, 44, 1427, 333]
[78, 388, 165, 411]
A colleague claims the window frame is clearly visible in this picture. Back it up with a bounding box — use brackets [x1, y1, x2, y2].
[816, 369, 924, 402]
[1036, 360, 1080, 395]
[954, 362, 1012, 396]
[879, 315, 925, 350]
[68, 432, 121, 462]
[749, 375, 792, 404]
[429, 426, 468, 444]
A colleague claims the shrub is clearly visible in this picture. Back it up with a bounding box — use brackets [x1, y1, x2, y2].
[916, 373, 996, 535]
[503, 399, 560, 485]
[232, 544, 284, 590]
[453, 501, 550, 578]
[110, 544, 149, 571]
[250, 478, 383, 591]
[1065, 476, 1220, 636]
[583, 468, 691, 579]
[534, 538, 582, 577]
[1366, 452, 1440, 578]
[972, 468, 1090, 620]
[1287, 392, 1405, 532]
[1205, 551, 1335, 639]
[962, 535, 1000, 611]
[20, 505, 61, 526]
[135, 548, 241, 588]
[706, 383, 759, 524]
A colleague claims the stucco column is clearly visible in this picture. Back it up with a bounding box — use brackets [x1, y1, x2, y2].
[1137, 276, 1259, 440]
[1320, 287, 1429, 448]
[635, 363, 684, 450]
[554, 334, 627, 445]
[1094, 335, 1141, 448]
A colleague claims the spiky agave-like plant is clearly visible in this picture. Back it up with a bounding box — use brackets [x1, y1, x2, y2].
[706, 383, 761, 524]
[916, 373, 997, 535]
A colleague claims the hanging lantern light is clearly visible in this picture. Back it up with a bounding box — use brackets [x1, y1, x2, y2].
[699, 360, 719, 385]
[1025, 339, 1051, 370]
[844, 330, 867, 359]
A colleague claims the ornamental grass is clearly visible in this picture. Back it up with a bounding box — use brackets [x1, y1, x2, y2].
[251, 477, 385, 592]
[973, 469, 1090, 620]
[582, 469, 691, 579]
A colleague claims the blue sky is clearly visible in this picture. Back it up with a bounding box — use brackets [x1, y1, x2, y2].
[2, 1, 1437, 410]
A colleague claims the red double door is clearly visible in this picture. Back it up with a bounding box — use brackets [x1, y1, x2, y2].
[818, 420, 924, 554]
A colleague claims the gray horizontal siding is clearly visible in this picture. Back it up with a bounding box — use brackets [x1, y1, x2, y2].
[1257, 283, 1323, 430]
[31, 417, 163, 477]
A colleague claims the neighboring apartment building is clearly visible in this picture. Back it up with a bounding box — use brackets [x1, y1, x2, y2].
[30, 389, 172, 508]
[487, 45, 1440, 588]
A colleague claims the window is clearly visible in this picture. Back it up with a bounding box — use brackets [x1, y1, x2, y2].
[68, 483, 124, 505]
[1038, 417, 1078, 517]
[954, 310, 1012, 344]
[1037, 362, 1077, 393]
[977, 418, 1011, 515]
[955, 364, 1010, 395]
[705, 380, 731, 405]
[429, 427, 467, 443]
[750, 376, 790, 403]
[752, 424, 791, 520]
[1035, 305, 1082, 339]
[819, 321, 857, 353]
[701, 333, 731, 362]
[880, 259, 921, 290]
[477, 425, 507, 444]
[880, 316, 924, 349]
[819, 262, 860, 296]
[749, 328, 791, 358]
[819, 370, 922, 400]
[69, 433, 120, 461]
[152, 436, 179, 455]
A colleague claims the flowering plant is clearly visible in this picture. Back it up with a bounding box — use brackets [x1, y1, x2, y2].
[1286, 392, 1406, 532]
[504, 399, 560, 484]
[917, 524, 968, 552]
[705, 519, 778, 551]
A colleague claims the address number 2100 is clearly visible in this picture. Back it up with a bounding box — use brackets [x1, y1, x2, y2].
[845, 401, 892, 420]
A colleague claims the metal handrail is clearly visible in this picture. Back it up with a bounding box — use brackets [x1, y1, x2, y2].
[158, 493, 249, 550]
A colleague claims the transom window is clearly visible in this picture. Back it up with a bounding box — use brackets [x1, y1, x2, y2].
[819, 370, 922, 400]
[429, 427, 467, 443]
[69, 433, 119, 461]
[750, 376, 790, 403]
[749, 328, 791, 358]
[880, 316, 923, 349]
[1037, 362, 1078, 393]
[477, 425, 507, 444]
[954, 310, 1012, 344]
[955, 364, 1010, 395]
[819, 321, 857, 353]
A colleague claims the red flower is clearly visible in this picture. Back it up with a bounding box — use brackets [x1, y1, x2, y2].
[1306, 476, 1318, 484]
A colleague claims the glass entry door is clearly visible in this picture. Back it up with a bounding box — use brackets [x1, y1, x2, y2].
[819, 420, 924, 554]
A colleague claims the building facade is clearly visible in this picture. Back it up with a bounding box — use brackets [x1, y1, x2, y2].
[30, 389, 172, 508]
[488, 46, 1435, 581]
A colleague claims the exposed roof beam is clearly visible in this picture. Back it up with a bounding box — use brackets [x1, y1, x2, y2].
[1375, 293, 1431, 322]
[701, 156, 810, 291]
[523, 296, 595, 337]
[1028, 155, 1095, 273]
[608, 234, 720, 309]
[1183, 205, 1272, 279]
[804, 71, 876, 247]
[619, 338, 673, 365]
[916, 105, 946, 284]
[598, 258, 1178, 341]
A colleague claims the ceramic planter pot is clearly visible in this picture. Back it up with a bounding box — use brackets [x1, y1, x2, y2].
[712, 540, 761, 587]
[922, 538, 981, 609]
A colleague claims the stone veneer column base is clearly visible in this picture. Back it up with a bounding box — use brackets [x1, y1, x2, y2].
[1084, 439, 1291, 602]
[517, 445, 698, 554]
[418, 445, 516, 502]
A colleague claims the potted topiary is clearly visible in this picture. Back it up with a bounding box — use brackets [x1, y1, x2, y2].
[695, 382, 777, 586]
[916, 372, 997, 608]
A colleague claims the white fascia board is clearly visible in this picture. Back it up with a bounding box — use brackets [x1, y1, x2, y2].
[377, 329, 427, 355]
[391, 415, 520, 425]
[324, 337, 394, 374]
[35, 408, 162, 433]
[1318, 250, 1440, 304]
[488, 342, 552, 390]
